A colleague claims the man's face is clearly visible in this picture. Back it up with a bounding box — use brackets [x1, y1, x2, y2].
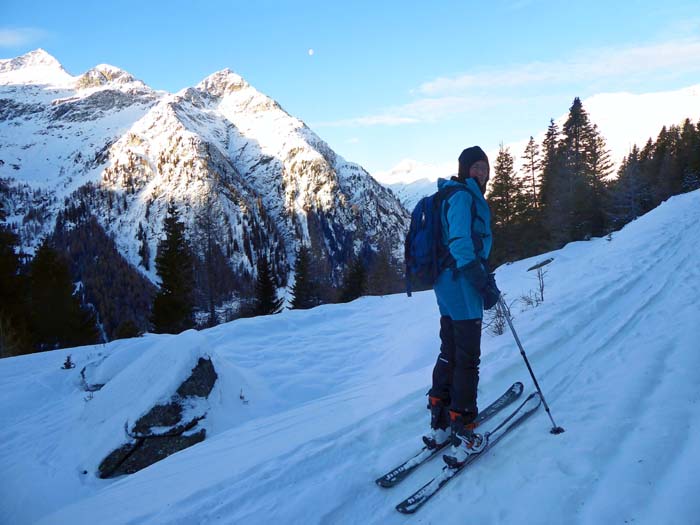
[469, 161, 489, 187]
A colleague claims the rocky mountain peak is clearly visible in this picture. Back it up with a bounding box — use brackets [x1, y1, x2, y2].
[76, 64, 145, 90]
[197, 68, 249, 97]
[0, 48, 73, 85]
[0, 48, 62, 71]
[0, 49, 410, 334]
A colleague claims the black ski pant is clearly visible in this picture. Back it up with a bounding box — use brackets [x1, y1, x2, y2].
[429, 315, 482, 423]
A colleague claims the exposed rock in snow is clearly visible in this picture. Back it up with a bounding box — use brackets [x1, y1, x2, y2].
[76, 64, 146, 90]
[97, 357, 216, 478]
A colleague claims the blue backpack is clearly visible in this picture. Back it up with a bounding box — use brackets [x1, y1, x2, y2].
[404, 185, 477, 297]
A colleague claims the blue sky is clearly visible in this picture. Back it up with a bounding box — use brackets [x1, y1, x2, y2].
[2, 0, 700, 174]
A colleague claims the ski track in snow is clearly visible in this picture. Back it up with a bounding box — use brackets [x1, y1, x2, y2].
[1, 191, 700, 524]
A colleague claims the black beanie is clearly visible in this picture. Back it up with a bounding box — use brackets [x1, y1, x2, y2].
[458, 146, 489, 171]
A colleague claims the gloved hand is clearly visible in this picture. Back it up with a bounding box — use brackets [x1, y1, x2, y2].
[460, 260, 488, 291]
[482, 273, 501, 310]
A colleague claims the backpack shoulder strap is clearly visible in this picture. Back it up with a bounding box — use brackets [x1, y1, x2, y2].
[438, 185, 477, 227]
[438, 184, 482, 258]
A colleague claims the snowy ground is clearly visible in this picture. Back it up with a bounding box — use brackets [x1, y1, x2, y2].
[1, 190, 699, 525]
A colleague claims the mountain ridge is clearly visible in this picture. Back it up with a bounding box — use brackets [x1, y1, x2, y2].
[0, 49, 408, 331]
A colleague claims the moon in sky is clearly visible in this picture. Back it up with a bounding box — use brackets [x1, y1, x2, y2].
[308, 49, 314, 56]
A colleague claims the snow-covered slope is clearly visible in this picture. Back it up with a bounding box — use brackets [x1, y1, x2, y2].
[379, 84, 700, 209]
[1, 189, 699, 524]
[0, 49, 407, 285]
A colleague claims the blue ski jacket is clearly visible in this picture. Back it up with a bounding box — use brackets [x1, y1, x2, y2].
[433, 177, 493, 320]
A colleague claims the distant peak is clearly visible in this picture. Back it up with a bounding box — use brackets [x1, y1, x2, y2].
[94, 63, 127, 73]
[76, 63, 144, 89]
[374, 159, 454, 185]
[0, 48, 74, 86]
[197, 68, 249, 97]
[21, 48, 61, 66]
[0, 48, 65, 72]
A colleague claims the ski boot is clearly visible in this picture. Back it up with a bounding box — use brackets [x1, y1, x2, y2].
[443, 410, 485, 468]
[422, 396, 451, 450]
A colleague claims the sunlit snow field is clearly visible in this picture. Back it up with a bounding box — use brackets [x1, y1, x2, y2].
[1, 190, 699, 524]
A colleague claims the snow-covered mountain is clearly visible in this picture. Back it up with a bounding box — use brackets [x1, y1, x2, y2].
[373, 159, 452, 211]
[378, 84, 700, 210]
[385, 177, 437, 212]
[0, 49, 408, 288]
[1, 188, 698, 524]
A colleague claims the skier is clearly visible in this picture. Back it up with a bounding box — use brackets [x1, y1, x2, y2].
[424, 146, 500, 466]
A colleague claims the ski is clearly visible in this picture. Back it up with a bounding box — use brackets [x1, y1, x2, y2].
[375, 381, 524, 488]
[395, 391, 542, 514]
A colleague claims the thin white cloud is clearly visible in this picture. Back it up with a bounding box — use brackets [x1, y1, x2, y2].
[418, 38, 700, 95]
[316, 37, 700, 130]
[315, 115, 420, 128]
[314, 96, 505, 128]
[0, 27, 47, 48]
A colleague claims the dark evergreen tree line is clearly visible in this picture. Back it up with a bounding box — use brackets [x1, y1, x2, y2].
[51, 210, 156, 339]
[485, 97, 699, 268]
[24, 242, 100, 352]
[0, 238, 101, 357]
[609, 118, 700, 228]
[1, 180, 101, 356]
[0, 183, 30, 356]
[1, 177, 407, 354]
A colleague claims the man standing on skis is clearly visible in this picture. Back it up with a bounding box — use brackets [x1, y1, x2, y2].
[423, 146, 500, 467]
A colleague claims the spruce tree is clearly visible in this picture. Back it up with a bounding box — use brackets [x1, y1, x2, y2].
[538, 119, 565, 247]
[559, 97, 598, 241]
[488, 145, 532, 264]
[339, 256, 366, 303]
[649, 126, 678, 203]
[680, 118, 700, 192]
[290, 245, 318, 309]
[0, 199, 21, 316]
[253, 256, 283, 316]
[27, 241, 99, 352]
[587, 128, 614, 236]
[0, 197, 29, 356]
[521, 136, 541, 209]
[636, 138, 657, 213]
[608, 147, 645, 228]
[604, 118, 699, 233]
[682, 169, 700, 193]
[151, 203, 195, 334]
[541, 97, 613, 242]
[366, 242, 402, 296]
[489, 145, 520, 261]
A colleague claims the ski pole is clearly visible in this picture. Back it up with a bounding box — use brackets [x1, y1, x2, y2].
[498, 296, 565, 435]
